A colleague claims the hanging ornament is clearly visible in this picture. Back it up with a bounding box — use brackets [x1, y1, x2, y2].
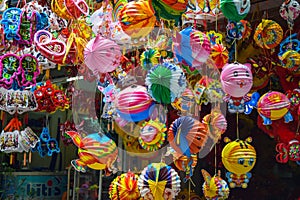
[202, 109, 227, 144]
[278, 33, 300, 73]
[115, 85, 155, 122]
[279, 0, 300, 29]
[220, 0, 250, 22]
[168, 116, 209, 157]
[109, 171, 141, 200]
[138, 119, 167, 152]
[221, 62, 253, 113]
[245, 91, 293, 125]
[173, 27, 211, 69]
[253, 19, 283, 50]
[119, 0, 156, 39]
[276, 139, 300, 165]
[221, 137, 256, 188]
[66, 131, 118, 175]
[201, 169, 230, 200]
[138, 162, 181, 200]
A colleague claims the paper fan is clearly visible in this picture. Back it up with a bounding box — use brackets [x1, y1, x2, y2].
[168, 116, 209, 157]
[138, 162, 181, 200]
[145, 62, 187, 104]
[109, 171, 140, 200]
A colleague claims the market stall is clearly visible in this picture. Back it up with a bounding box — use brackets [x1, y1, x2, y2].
[0, 0, 300, 199]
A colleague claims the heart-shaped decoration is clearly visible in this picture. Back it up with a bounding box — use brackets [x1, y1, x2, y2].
[65, 0, 89, 18]
[34, 30, 66, 64]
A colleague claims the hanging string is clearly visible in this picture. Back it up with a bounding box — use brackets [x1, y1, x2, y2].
[214, 144, 217, 175]
[236, 112, 239, 139]
[234, 38, 238, 62]
[189, 180, 191, 199]
[296, 116, 300, 136]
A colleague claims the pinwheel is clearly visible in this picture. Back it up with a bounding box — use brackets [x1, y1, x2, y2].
[109, 171, 140, 200]
[210, 44, 229, 69]
[168, 116, 209, 157]
[253, 19, 283, 49]
[138, 162, 181, 200]
[66, 131, 118, 174]
[145, 62, 187, 104]
[140, 49, 161, 70]
[84, 34, 121, 75]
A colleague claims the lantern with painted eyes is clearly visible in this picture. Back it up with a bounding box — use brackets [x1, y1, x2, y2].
[220, 62, 253, 113]
[220, 0, 251, 22]
[221, 137, 256, 188]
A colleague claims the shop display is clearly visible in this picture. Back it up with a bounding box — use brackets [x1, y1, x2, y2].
[0, 0, 299, 199]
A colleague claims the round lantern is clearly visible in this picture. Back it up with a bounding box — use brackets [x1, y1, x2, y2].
[115, 85, 155, 122]
[221, 137, 256, 188]
[119, 0, 156, 39]
[220, 62, 253, 98]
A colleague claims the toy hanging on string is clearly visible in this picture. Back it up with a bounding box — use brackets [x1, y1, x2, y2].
[138, 119, 167, 152]
[279, 0, 300, 29]
[109, 171, 141, 200]
[137, 162, 181, 200]
[276, 139, 300, 165]
[0, 88, 38, 114]
[278, 33, 300, 73]
[221, 62, 253, 113]
[97, 74, 119, 120]
[245, 91, 293, 125]
[66, 131, 118, 175]
[32, 127, 60, 157]
[201, 169, 230, 200]
[221, 137, 256, 188]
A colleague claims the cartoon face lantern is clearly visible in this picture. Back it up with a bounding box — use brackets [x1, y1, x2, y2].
[220, 0, 251, 22]
[221, 63, 253, 98]
[221, 137, 256, 188]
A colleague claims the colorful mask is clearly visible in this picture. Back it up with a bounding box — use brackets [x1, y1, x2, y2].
[0, 7, 22, 40]
[280, 0, 300, 28]
[0, 54, 20, 88]
[18, 54, 40, 87]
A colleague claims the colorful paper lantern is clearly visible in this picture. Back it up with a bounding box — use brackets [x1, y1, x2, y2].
[220, 0, 250, 22]
[202, 169, 230, 200]
[221, 137, 256, 188]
